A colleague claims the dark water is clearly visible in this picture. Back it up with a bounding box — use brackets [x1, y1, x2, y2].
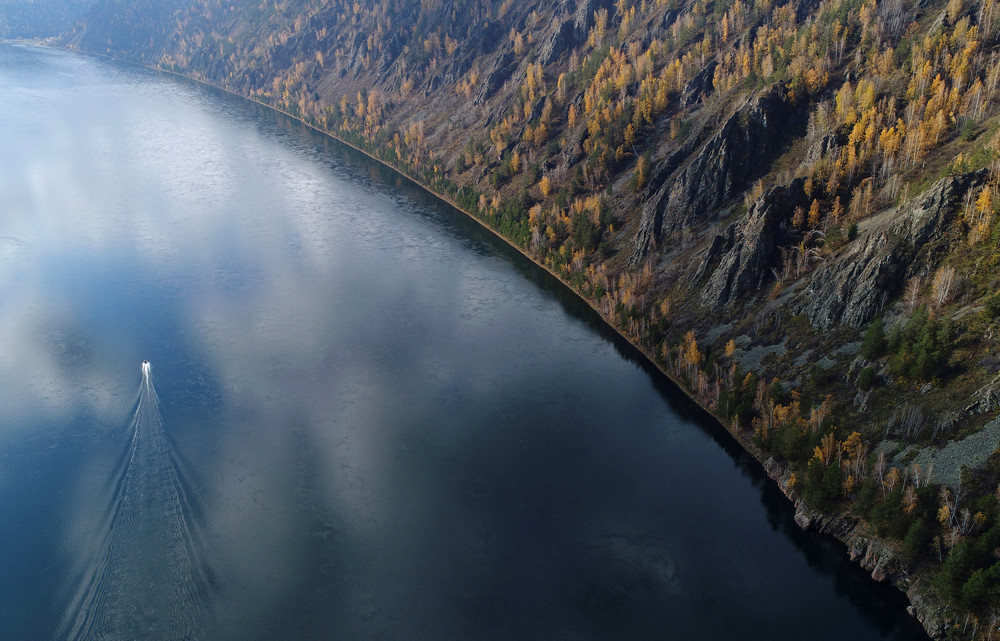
[0, 44, 927, 640]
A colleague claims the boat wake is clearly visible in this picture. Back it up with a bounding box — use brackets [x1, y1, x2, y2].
[58, 362, 211, 641]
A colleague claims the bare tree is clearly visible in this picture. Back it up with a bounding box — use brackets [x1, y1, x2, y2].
[886, 404, 925, 441]
[874, 451, 888, 497]
[932, 265, 958, 308]
[878, 0, 909, 38]
[932, 413, 958, 441]
[906, 276, 922, 314]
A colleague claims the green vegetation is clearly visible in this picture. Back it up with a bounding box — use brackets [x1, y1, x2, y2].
[886, 307, 954, 382]
[859, 318, 885, 360]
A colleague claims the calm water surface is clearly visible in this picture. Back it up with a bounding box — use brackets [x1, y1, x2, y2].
[0, 44, 927, 640]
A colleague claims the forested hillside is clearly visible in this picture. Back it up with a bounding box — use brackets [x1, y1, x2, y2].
[28, 0, 1000, 636]
[0, 0, 89, 37]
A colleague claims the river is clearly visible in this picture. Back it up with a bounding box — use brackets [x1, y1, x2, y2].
[0, 44, 927, 640]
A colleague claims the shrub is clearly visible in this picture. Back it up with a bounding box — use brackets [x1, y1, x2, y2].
[859, 318, 886, 359]
[982, 293, 1000, 321]
[804, 459, 843, 511]
[902, 518, 930, 563]
[857, 366, 876, 390]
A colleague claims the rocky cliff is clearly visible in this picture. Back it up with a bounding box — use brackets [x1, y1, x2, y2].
[694, 178, 806, 308]
[634, 86, 802, 258]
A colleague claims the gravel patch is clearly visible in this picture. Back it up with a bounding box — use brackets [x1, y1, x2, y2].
[836, 341, 861, 356]
[875, 440, 902, 458]
[738, 339, 787, 372]
[907, 416, 1000, 487]
[815, 356, 837, 371]
[793, 350, 814, 368]
[704, 323, 733, 344]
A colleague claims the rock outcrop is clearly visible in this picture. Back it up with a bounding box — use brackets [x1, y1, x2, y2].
[633, 86, 800, 258]
[680, 60, 717, 108]
[793, 502, 950, 638]
[694, 180, 806, 308]
[476, 51, 517, 104]
[538, 7, 579, 66]
[571, 0, 615, 41]
[967, 373, 1000, 415]
[796, 170, 986, 329]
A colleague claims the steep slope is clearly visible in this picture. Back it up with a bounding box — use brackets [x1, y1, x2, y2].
[50, 0, 1000, 636]
[0, 0, 91, 37]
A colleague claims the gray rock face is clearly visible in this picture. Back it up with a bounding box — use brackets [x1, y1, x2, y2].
[572, 0, 615, 41]
[906, 585, 948, 639]
[446, 19, 503, 84]
[538, 12, 578, 66]
[694, 180, 805, 307]
[797, 170, 986, 328]
[680, 61, 717, 108]
[803, 131, 840, 167]
[967, 373, 1000, 414]
[633, 86, 796, 258]
[629, 139, 699, 264]
[476, 52, 516, 104]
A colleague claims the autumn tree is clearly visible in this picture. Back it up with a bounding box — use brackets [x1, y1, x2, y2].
[633, 155, 649, 192]
[539, 175, 552, 197]
[683, 330, 701, 370]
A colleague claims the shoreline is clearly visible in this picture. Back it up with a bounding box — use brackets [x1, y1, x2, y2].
[41, 41, 943, 638]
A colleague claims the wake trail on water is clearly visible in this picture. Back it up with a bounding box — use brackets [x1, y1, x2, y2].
[58, 362, 212, 641]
